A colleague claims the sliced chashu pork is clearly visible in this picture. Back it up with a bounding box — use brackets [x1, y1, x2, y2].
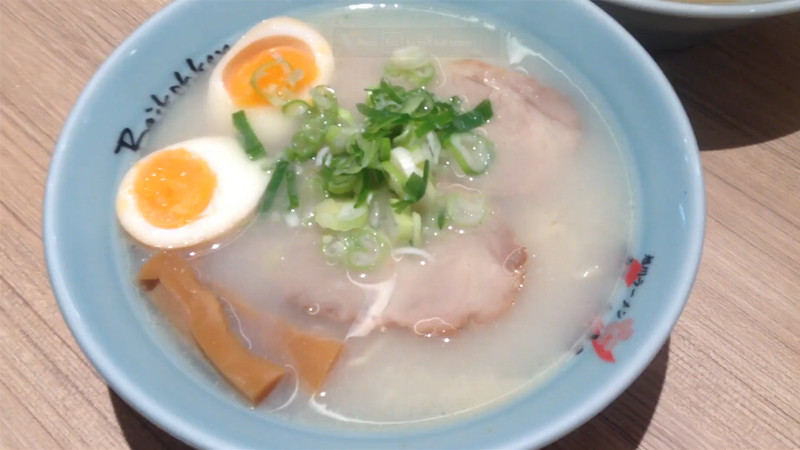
[439, 59, 581, 196]
[375, 220, 527, 336]
[193, 219, 526, 337]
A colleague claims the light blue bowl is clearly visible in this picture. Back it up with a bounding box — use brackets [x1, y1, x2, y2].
[44, 0, 704, 447]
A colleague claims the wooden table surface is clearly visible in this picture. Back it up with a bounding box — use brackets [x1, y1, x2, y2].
[2, 1, 799, 448]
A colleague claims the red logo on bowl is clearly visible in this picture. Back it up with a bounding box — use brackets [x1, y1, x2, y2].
[591, 318, 633, 363]
[625, 258, 643, 287]
[589, 255, 653, 363]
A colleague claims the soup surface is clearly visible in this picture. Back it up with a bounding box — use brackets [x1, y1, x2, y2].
[124, 5, 635, 429]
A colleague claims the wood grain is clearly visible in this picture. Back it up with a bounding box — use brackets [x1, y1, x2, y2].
[1, 1, 798, 448]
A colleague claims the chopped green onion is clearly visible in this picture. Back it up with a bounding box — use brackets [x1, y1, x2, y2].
[267, 78, 497, 272]
[385, 46, 436, 87]
[399, 93, 429, 115]
[287, 68, 304, 88]
[390, 147, 420, 180]
[357, 104, 409, 138]
[445, 99, 494, 134]
[409, 147, 429, 166]
[282, 99, 311, 118]
[446, 190, 487, 227]
[444, 132, 494, 175]
[287, 118, 326, 162]
[311, 85, 338, 121]
[391, 160, 429, 213]
[286, 168, 299, 210]
[411, 211, 422, 247]
[343, 228, 390, 272]
[449, 95, 464, 112]
[284, 87, 345, 163]
[260, 159, 289, 213]
[408, 63, 435, 87]
[354, 171, 374, 208]
[232, 111, 267, 160]
[404, 160, 429, 202]
[389, 46, 430, 70]
[338, 108, 355, 126]
[358, 80, 491, 147]
[273, 53, 291, 74]
[436, 208, 447, 229]
[297, 172, 326, 210]
[320, 233, 347, 263]
[250, 59, 280, 85]
[416, 179, 438, 212]
[325, 172, 361, 196]
[426, 131, 441, 164]
[393, 210, 414, 244]
[390, 206, 423, 246]
[354, 187, 371, 208]
[387, 62, 435, 88]
[381, 160, 407, 197]
[325, 126, 354, 155]
[250, 58, 294, 106]
[314, 198, 368, 231]
[379, 137, 392, 162]
[392, 124, 416, 148]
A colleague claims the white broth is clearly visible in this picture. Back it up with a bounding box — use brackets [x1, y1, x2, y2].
[134, 5, 635, 430]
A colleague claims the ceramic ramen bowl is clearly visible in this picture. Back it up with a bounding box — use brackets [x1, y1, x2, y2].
[43, 0, 704, 447]
[596, 0, 800, 49]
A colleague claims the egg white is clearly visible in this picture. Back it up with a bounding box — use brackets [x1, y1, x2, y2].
[116, 136, 269, 249]
[208, 17, 335, 147]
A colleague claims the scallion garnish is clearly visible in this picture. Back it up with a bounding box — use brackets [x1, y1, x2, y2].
[232, 111, 267, 160]
[444, 132, 494, 176]
[282, 99, 311, 118]
[354, 170, 373, 208]
[343, 228, 390, 272]
[446, 99, 494, 135]
[244, 65, 496, 271]
[284, 86, 343, 163]
[314, 198, 369, 231]
[286, 167, 299, 210]
[392, 160, 429, 213]
[404, 159, 429, 202]
[384, 46, 436, 87]
[446, 190, 487, 228]
[250, 55, 295, 106]
[260, 159, 289, 213]
[436, 208, 447, 230]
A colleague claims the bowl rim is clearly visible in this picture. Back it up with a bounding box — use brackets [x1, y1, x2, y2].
[599, 0, 800, 18]
[43, 0, 706, 447]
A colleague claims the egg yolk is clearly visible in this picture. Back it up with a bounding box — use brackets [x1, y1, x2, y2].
[223, 38, 318, 108]
[134, 148, 217, 229]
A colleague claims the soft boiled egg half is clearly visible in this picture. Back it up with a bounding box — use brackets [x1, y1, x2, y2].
[116, 136, 269, 249]
[208, 17, 334, 146]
